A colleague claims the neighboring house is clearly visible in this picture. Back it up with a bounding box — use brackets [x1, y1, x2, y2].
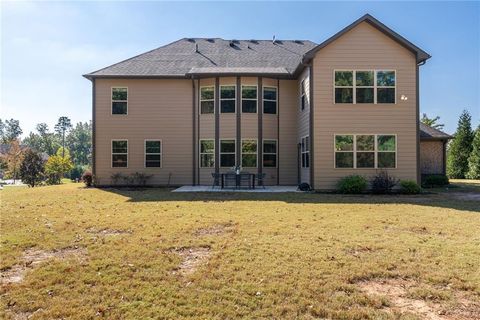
[419, 123, 452, 176]
[84, 14, 441, 189]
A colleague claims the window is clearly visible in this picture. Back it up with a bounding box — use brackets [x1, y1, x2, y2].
[220, 140, 236, 167]
[301, 136, 310, 168]
[200, 86, 214, 114]
[242, 86, 257, 113]
[334, 70, 396, 104]
[301, 79, 306, 110]
[112, 88, 127, 114]
[220, 86, 236, 113]
[241, 139, 257, 168]
[263, 140, 277, 167]
[334, 134, 396, 168]
[200, 139, 215, 168]
[263, 87, 277, 114]
[145, 140, 162, 167]
[112, 140, 128, 167]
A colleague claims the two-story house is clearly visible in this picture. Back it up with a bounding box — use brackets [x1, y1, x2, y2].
[84, 14, 450, 190]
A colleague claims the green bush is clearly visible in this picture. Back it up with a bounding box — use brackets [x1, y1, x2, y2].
[70, 165, 88, 181]
[400, 180, 421, 194]
[337, 175, 368, 194]
[422, 174, 449, 188]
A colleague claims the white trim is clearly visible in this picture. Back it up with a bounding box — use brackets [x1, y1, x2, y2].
[144, 139, 162, 169]
[301, 135, 310, 168]
[241, 138, 258, 168]
[199, 138, 215, 168]
[111, 139, 128, 168]
[111, 87, 128, 115]
[333, 134, 398, 169]
[262, 85, 278, 115]
[219, 138, 236, 168]
[219, 85, 236, 114]
[200, 85, 215, 115]
[241, 85, 258, 114]
[262, 138, 278, 168]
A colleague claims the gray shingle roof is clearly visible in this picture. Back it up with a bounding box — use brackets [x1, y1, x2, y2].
[84, 38, 317, 79]
[420, 123, 452, 140]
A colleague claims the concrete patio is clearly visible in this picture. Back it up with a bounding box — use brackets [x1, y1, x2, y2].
[172, 185, 300, 193]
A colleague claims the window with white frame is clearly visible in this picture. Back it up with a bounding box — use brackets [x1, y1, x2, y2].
[112, 88, 128, 114]
[242, 139, 257, 167]
[112, 140, 128, 167]
[200, 86, 214, 114]
[242, 86, 257, 113]
[145, 140, 161, 167]
[263, 87, 277, 114]
[334, 70, 396, 104]
[301, 136, 309, 168]
[220, 86, 235, 113]
[263, 140, 277, 167]
[220, 140, 236, 167]
[334, 134, 396, 168]
[200, 139, 215, 168]
[301, 79, 306, 110]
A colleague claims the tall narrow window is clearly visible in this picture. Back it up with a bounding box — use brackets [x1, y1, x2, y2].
[263, 140, 277, 167]
[200, 86, 214, 114]
[356, 71, 374, 103]
[242, 86, 257, 113]
[301, 136, 310, 168]
[220, 140, 236, 167]
[220, 86, 236, 113]
[377, 71, 396, 103]
[377, 135, 396, 168]
[301, 79, 306, 110]
[241, 139, 257, 168]
[334, 135, 354, 168]
[200, 139, 215, 168]
[112, 140, 128, 167]
[145, 140, 162, 167]
[334, 71, 353, 103]
[112, 88, 128, 114]
[263, 87, 277, 114]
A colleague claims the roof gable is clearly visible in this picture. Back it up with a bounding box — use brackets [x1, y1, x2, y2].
[420, 123, 453, 140]
[302, 14, 431, 64]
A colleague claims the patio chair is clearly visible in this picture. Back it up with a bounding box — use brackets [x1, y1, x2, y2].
[211, 173, 220, 189]
[224, 173, 237, 189]
[255, 173, 266, 189]
[239, 173, 252, 189]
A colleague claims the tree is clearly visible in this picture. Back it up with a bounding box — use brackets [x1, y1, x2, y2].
[37, 123, 59, 155]
[0, 139, 24, 182]
[66, 121, 92, 166]
[19, 149, 44, 187]
[466, 125, 480, 179]
[0, 119, 23, 143]
[421, 113, 445, 130]
[45, 153, 74, 184]
[22, 132, 43, 152]
[447, 110, 474, 178]
[54, 117, 72, 158]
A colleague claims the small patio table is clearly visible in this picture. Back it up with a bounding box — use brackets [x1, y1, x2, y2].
[220, 173, 255, 189]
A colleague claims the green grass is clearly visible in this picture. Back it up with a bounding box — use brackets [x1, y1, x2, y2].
[1, 182, 479, 319]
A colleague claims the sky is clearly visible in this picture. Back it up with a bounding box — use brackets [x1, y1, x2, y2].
[1, 1, 479, 136]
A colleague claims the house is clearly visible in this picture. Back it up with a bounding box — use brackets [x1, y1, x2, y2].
[84, 14, 444, 189]
[419, 123, 452, 176]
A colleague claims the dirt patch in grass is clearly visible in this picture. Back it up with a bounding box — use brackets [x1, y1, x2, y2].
[358, 279, 480, 320]
[169, 246, 211, 276]
[0, 247, 87, 285]
[86, 227, 132, 236]
[194, 222, 236, 236]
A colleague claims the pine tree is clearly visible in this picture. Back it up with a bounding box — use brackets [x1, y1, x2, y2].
[447, 110, 474, 178]
[466, 125, 480, 179]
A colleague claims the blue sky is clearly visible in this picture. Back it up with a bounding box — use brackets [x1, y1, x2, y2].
[1, 1, 479, 135]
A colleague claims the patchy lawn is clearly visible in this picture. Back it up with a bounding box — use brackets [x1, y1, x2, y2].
[0, 182, 479, 319]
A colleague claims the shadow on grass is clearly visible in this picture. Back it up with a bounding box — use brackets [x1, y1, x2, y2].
[96, 184, 480, 213]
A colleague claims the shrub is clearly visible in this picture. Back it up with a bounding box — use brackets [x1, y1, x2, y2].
[19, 149, 45, 187]
[82, 171, 93, 187]
[371, 171, 399, 194]
[132, 172, 153, 186]
[45, 155, 74, 185]
[400, 180, 421, 194]
[422, 174, 449, 188]
[337, 175, 368, 194]
[70, 165, 87, 181]
[111, 173, 124, 186]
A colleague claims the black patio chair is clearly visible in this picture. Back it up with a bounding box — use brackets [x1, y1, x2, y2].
[239, 173, 252, 189]
[224, 173, 237, 189]
[255, 173, 266, 189]
[211, 173, 220, 189]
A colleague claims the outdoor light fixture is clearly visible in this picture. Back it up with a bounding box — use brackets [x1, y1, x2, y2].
[400, 95, 408, 101]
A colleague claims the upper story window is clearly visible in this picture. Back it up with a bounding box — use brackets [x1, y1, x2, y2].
[112, 88, 128, 115]
[301, 79, 306, 110]
[334, 70, 396, 104]
[263, 140, 277, 168]
[112, 140, 128, 167]
[220, 139, 236, 167]
[220, 86, 236, 113]
[200, 86, 214, 114]
[334, 134, 396, 168]
[145, 140, 162, 168]
[200, 139, 215, 168]
[301, 136, 310, 168]
[263, 87, 277, 114]
[242, 86, 257, 113]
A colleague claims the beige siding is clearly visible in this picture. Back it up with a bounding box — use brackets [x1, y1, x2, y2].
[95, 79, 193, 186]
[279, 80, 299, 185]
[420, 141, 445, 174]
[312, 21, 418, 189]
[298, 67, 311, 184]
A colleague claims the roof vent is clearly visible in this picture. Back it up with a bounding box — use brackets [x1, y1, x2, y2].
[272, 35, 276, 44]
[232, 39, 240, 44]
[186, 38, 195, 43]
[195, 43, 199, 53]
[294, 40, 304, 44]
[229, 40, 239, 47]
[250, 39, 258, 44]
[206, 38, 215, 43]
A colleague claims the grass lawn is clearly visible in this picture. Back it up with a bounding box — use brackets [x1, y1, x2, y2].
[1, 182, 479, 319]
